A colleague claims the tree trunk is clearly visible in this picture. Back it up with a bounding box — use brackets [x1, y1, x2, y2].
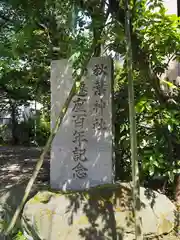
[175, 174, 180, 206]
[11, 101, 18, 145]
[125, 0, 143, 239]
[175, 174, 180, 235]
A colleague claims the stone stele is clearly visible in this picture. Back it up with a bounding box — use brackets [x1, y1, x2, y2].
[50, 57, 113, 191]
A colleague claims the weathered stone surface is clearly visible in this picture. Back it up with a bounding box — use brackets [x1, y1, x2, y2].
[22, 183, 176, 240]
[50, 57, 113, 191]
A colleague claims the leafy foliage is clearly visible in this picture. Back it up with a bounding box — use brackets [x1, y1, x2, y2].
[13, 231, 27, 240]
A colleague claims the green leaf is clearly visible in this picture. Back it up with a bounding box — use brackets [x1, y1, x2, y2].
[160, 79, 178, 89]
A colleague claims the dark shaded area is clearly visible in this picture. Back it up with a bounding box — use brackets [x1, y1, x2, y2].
[178, 0, 180, 16]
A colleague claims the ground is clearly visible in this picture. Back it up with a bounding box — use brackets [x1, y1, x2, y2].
[0, 146, 49, 191]
[0, 146, 179, 240]
[0, 146, 50, 227]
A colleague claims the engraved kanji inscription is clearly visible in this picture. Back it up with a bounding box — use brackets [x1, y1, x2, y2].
[73, 114, 86, 129]
[93, 99, 106, 114]
[72, 97, 86, 113]
[72, 147, 87, 162]
[78, 82, 88, 97]
[72, 162, 88, 179]
[93, 117, 107, 130]
[93, 79, 107, 96]
[73, 130, 87, 146]
[93, 64, 107, 76]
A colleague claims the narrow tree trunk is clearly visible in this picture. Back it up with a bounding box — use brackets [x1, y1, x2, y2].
[175, 174, 180, 205]
[175, 174, 180, 235]
[125, 0, 143, 239]
[11, 101, 18, 145]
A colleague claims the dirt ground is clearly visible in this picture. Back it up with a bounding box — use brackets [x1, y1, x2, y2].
[0, 146, 179, 240]
[0, 146, 49, 188]
[0, 146, 50, 221]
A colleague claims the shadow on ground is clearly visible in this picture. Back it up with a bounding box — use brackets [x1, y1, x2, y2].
[0, 146, 50, 192]
[0, 146, 50, 230]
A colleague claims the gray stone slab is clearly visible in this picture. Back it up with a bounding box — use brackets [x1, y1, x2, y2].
[50, 57, 113, 190]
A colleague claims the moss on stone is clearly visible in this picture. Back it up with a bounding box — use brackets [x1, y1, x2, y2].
[76, 215, 89, 225]
[157, 213, 174, 235]
[22, 183, 177, 240]
[29, 191, 58, 204]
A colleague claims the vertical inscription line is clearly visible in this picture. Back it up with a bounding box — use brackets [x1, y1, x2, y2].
[72, 81, 88, 179]
[92, 63, 108, 131]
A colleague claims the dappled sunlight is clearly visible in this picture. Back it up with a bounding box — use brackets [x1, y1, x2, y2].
[22, 183, 176, 240]
[0, 146, 50, 196]
[1, 164, 20, 172]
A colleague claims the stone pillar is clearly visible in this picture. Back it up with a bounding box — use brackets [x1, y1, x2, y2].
[162, 0, 180, 84]
[50, 57, 113, 190]
[163, 0, 178, 14]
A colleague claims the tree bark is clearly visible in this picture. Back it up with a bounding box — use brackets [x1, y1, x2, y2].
[175, 174, 180, 205]
[125, 0, 143, 239]
[11, 101, 18, 145]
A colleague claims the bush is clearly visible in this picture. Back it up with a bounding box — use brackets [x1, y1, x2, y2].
[36, 115, 50, 146]
[0, 124, 12, 143]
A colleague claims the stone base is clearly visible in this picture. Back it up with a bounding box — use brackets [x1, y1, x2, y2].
[22, 182, 176, 240]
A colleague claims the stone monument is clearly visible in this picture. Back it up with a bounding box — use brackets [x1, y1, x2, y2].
[161, 0, 180, 83]
[50, 57, 113, 190]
